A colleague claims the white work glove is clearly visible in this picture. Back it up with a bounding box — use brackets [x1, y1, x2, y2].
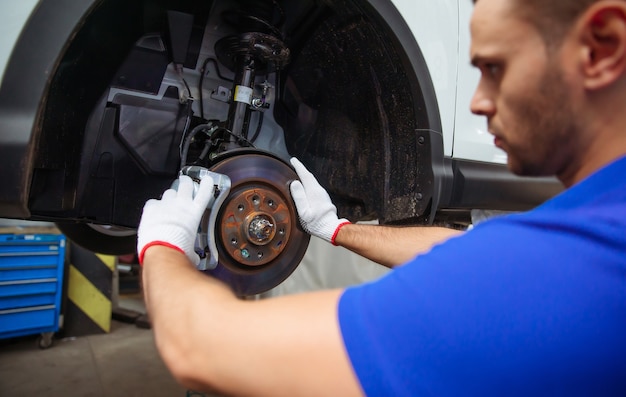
[137, 175, 215, 265]
[289, 158, 350, 245]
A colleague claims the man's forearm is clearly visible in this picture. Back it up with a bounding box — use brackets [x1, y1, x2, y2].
[334, 223, 463, 268]
[141, 245, 361, 397]
[142, 246, 236, 392]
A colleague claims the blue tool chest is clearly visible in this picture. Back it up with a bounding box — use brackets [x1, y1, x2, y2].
[0, 234, 66, 341]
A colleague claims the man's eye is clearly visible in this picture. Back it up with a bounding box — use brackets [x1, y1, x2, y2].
[484, 63, 500, 76]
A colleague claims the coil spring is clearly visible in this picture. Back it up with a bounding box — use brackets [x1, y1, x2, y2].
[215, 0, 289, 73]
[222, 0, 285, 39]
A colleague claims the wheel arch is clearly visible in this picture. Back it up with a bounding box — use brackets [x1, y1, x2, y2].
[365, 0, 443, 134]
[285, 0, 446, 224]
[0, 0, 100, 218]
[364, 0, 446, 224]
[1, 0, 448, 226]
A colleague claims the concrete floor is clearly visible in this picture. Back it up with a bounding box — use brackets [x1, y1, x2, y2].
[0, 294, 213, 397]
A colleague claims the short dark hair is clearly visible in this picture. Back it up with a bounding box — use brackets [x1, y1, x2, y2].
[514, 0, 600, 47]
[474, 0, 602, 48]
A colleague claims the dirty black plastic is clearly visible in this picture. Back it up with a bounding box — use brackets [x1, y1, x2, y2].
[167, 10, 194, 65]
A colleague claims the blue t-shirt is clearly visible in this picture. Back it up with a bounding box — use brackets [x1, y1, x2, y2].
[339, 156, 626, 396]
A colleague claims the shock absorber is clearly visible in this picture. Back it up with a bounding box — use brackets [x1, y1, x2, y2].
[215, 0, 290, 150]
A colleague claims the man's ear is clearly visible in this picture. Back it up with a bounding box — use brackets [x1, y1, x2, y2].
[579, 2, 626, 90]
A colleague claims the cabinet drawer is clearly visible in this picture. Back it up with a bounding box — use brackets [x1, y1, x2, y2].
[0, 263, 59, 282]
[0, 293, 57, 310]
[0, 305, 57, 335]
[0, 279, 59, 298]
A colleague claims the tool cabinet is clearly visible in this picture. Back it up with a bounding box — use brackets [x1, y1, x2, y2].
[0, 234, 66, 348]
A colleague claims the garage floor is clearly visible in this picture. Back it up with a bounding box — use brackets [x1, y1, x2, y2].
[0, 294, 216, 397]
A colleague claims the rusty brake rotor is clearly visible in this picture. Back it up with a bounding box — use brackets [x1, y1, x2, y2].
[200, 151, 309, 296]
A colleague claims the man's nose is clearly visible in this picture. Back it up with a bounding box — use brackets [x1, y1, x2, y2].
[470, 89, 495, 117]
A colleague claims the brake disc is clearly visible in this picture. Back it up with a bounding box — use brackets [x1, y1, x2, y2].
[201, 151, 310, 296]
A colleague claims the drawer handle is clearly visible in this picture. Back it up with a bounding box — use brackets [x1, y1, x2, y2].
[0, 278, 57, 286]
[0, 305, 56, 315]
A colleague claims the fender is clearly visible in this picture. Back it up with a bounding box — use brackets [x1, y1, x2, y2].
[0, 0, 98, 217]
[362, 0, 449, 223]
[367, 0, 444, 135]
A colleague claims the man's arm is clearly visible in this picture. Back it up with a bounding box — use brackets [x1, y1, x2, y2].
[136, 176, 361, 395]
[290, 158, 462, 268]
[142, 246, 362, 396]
[334, 223, 462, 268]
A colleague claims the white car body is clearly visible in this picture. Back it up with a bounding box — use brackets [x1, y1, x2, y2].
[0, 2, 38, 88]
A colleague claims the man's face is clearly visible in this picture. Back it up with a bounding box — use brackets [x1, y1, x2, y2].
[469, 0, 579, 178]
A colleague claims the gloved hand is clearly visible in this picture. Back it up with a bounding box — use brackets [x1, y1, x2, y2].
[137, 175, 215, 265]
[289, 158, 350, 245]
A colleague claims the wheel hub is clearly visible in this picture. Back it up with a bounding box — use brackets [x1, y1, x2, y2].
[220, 186, 291, 266]
[247, 213, 276, 245]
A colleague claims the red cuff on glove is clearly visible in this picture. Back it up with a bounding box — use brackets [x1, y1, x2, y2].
[138, 241, 186, 265]
[331, 221, 351, 246]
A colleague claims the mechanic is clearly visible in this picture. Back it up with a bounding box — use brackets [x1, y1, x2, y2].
[137, 0, 626, 395]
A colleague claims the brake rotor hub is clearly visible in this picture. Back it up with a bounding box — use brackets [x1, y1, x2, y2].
[247, 213, 276, 244]
[220, 186, 291, 266]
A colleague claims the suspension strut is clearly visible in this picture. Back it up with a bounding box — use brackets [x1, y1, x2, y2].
[215, 0, 290, 150]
